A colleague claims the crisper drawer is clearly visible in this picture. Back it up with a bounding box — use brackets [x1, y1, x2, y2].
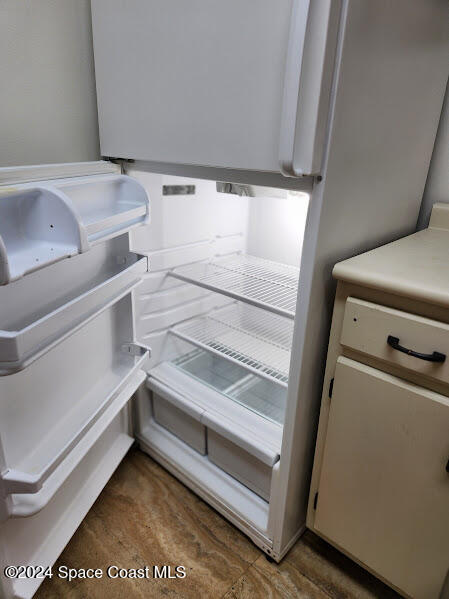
[148, 379, 207, 455]
[145, 371, 280, 503]
[341, 297, 449, 386]
[207, 430, 274, 502]
[0, 406, 133, 599]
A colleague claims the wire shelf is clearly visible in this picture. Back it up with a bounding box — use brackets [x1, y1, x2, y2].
[170, 303, 293, 386]
[169, 254, 299, 319]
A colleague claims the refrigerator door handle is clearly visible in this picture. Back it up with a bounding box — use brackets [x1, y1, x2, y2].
[279, 0, 341, 178]
[278, 0, 311, 177]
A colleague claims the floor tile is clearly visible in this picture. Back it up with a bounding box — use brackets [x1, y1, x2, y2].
[35, 448, 400, 599]
[284, 530, 400, 598]
[224, 555, 328, 599]
[39, 448, 258, 598]
[36, 507, 150, 599]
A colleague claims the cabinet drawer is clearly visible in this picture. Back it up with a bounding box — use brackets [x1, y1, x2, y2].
[341, 297, 449, 385]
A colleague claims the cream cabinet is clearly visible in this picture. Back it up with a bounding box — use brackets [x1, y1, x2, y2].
[308, 203, 449, 599]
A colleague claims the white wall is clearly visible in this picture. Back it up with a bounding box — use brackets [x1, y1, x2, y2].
[418, 80, 449, 228]
[0, 0, 100, 167]
[246, 193, 309, 267]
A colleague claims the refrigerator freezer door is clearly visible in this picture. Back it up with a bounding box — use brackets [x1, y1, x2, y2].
[91, 0, 340, 175]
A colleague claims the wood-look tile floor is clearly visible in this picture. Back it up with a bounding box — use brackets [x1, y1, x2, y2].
[36, 448, 400, 598]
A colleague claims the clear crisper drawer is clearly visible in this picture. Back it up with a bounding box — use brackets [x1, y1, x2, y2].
[172, 349, 287, 425]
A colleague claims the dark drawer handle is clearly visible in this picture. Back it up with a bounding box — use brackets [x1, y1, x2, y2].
[387, 335, 446, 363]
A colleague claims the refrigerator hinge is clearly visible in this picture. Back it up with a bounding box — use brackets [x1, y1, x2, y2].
[328, 377, 334, 399]
[102, 157, 135, 174]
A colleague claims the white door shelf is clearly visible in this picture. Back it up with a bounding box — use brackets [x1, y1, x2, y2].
[1, 407, 133, 599]
[170, 303, 293, 387]
[0, 186, 87, 285]
[0, 305, 149, 519]
[3, 367, 146, 519]
[54, 174, 149, 243]
[0, 255, 147, 375]
[0, 293, 146, 520]
[169, 254, 299, 319]
[0, 174, 149, 285]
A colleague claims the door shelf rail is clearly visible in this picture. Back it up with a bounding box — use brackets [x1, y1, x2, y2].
[170, 303, 293, 387]
[169, 254, 299, 319]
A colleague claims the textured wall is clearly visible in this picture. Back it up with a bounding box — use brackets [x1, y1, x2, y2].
[0, 0, 100, 166]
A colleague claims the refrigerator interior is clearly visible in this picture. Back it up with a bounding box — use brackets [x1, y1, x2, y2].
[130, 169, 308, 422]
[128, 167, 309, 542]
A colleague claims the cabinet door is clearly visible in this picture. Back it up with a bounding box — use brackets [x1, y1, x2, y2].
[90, 0, 338, 175]
[315, 357, 449, 599]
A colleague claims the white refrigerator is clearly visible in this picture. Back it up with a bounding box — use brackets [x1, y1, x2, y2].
[0, 1, 448, 597]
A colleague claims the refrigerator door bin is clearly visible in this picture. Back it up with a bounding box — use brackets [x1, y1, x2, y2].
[0, 406, 133, 599]
[0, 247, 147, 374]
[170, 254, 299, 318]
[0, 175, 149, 286]
[4, 370, 144, 518]
[0, 186, 86, 285]
[55, 174, 149, 244]
[207, 429, 276, 501]
[170, 303, 293, 388]
[148, 378, 207, 455]
[0, 295, 147, 519]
